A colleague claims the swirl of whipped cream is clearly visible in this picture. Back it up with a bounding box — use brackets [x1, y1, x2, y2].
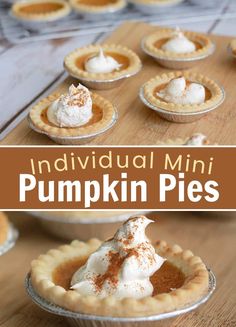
[157, 77, 205, 105]
[184, 133, 208, 145]
[162, 27, 196, 54]
[47, 84, 92, 128]
[84, 47, 122, 74]
[71, 216, 165, 299]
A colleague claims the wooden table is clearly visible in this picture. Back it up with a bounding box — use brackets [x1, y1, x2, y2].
[0, 211, 235, 327]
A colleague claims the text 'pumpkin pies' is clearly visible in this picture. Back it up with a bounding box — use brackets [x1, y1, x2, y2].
[69, 0, 126, 17]
[29, 84, 117, 144]
[142, 27, 215, 69]
[64, 44, 142, 89]
[140, 71, 225, 123]
[11, 0, 71, 22]
[29, 216, 211, 318]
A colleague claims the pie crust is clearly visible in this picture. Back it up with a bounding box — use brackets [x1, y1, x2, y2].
[230, 39, 236, 56]
[142, 71, 224, 113]
[69, 0, 126, 13]
[64, 44, 142, 81]
[29, 91, 116, 137]
[142, 28, 214, 60]
[31, 238, 209, 317]
[0, 212, 9, 245]
[11, 0, 71, 21]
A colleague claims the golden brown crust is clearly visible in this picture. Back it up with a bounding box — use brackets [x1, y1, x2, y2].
[142, 71, 224, 113]
[29, 92, 115, 137]
[69, 0, 126, 13]
[143, 28, 214, 60]
[31, 238, 209, 317]
[0, 212, 9, 245]
[64, 44, 142, 81]
[11, 0, 71, 22]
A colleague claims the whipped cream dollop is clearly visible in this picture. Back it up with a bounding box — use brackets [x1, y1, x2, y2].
[157, 77, 205, 105]
[71, 216, 165, 299]
[47, 84, 92, 128]
[184, 133, 208, 145]
[162, 27, 196, 54]
[84, 47, 122, 74]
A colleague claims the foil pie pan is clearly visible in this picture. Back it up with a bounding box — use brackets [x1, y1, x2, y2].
[28, 107, 118, 145]
[128, 0, 184, 14]
[25, 269, 216, 327]
[28, 211, 149, 241]
[65, 65, 143, 90]
[141, 39, 216, 70]
[72, 6, 126, 21]
[0, 223, 19, 256]
[139, 85, 225, 123]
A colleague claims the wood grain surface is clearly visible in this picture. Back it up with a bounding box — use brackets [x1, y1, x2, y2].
[0, 211, 235, 326]
[1, 22, 236, 145]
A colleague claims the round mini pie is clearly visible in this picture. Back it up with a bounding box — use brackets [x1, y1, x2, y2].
[11, 0, 71, 22]
[0, 212, 9, 246]
[140, 71, 225, 123]
[30, 238, 209, 317]
[64, 44, 142, 89]
[229, 39, 236, 59]
[29, 89, 117, 144]
[69, 0, 126, 16]
[142, 28, 215, 69]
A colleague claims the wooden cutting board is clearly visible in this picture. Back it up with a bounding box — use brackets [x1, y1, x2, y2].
[1, 22, 236, 145]
[0, 211, 235, 327]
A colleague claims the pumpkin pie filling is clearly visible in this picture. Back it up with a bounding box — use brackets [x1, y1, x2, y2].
[53, 257, 186, 296]
[18, 3, 64, 14]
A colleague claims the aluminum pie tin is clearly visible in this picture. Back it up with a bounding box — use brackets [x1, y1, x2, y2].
[28, 211, 149, 241]
[28, 108, 118, 145]
[25, 269, 216, 327]
[141, 38, 216, 69]
[72, 5, 126, 20]
[0, 223, 19, 256]
[128, 0, 184, 14]
[139, 85, 225, 123]
[65, 65, 143, 90]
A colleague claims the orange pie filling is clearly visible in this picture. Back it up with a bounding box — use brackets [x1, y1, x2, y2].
[40, 104, 103, 128]
[75, 52, 130, 73]
[53, 257, 186, 296]
[18, 3, 64, 14]
[153, 81, 212, 103]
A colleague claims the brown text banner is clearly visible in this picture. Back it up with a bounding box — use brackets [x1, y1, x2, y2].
[0, 146, 235, 210]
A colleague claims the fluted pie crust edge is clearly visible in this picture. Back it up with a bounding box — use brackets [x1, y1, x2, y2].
[69, 0, 126, 13]
[29, 92, 115, 137]
[64, 44, 142, 81]
[0, 212, 9, 245]
[143, 28, 214, 60]
[11, 0, 71, 21]
[31, 238, 209, 317]
[142, 71, 224, 113]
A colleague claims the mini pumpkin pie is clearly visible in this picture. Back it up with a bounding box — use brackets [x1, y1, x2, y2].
[0, 212, 9, 246]
[11, 0, 71, 24]
[128, 0, 184, 14]
[142, 27, 215, 69]
[69, 0, 126, 18]
[64, 44, 142, 90]
[29, 84, 117, 144]
[229, 39, 236, 59]
[140, 71, 225, 123]
[30, 215, 210, 317]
